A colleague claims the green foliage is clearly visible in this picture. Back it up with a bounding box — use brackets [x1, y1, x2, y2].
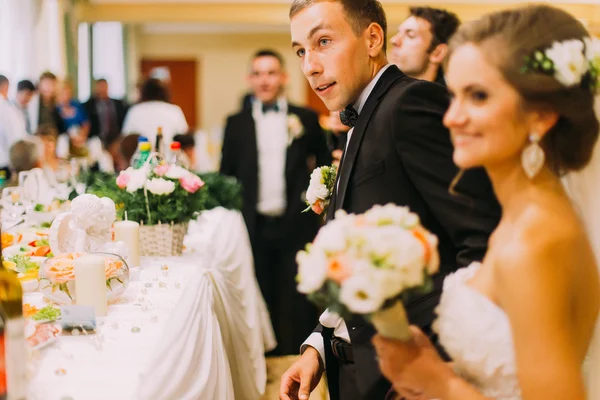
[197, 172, 243, 211]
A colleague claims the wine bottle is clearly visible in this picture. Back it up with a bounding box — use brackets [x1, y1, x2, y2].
[0, 251, 26, 400]
[155, 126, 164, 155]
[0, 310, 7, 400]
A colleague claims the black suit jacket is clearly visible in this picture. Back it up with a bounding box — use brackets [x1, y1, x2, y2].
[84, 97, 128, 146]
[220, 104, 331, 247]
[322, 66, 501, 399]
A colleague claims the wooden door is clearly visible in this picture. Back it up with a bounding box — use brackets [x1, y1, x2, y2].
[140, 59, 198, 130]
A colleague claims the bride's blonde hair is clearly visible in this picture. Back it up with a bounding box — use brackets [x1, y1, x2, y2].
[446, 5, 599, 176]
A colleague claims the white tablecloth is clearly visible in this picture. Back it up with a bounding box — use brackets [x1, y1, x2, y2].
[26, 207, 275, 400]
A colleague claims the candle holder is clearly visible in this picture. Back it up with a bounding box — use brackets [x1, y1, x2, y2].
[38, 252, 130, 305]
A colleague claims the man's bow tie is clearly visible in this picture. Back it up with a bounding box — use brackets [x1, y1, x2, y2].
[262, 103, 280, 113]
[339, 105, 358, 128]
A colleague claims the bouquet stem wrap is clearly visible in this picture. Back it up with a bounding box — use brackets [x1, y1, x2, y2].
[370, 300, 411, 341]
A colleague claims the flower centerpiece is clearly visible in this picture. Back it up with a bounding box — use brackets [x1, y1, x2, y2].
[296, 204, 439, 340]
[115, 162, 207, 256]
[39, 252, 129, 305]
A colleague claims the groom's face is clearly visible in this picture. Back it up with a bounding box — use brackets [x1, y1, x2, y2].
[291, 1, 373, 111]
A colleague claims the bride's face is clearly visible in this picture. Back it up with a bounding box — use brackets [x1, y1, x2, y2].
[443, 43, 531, 171]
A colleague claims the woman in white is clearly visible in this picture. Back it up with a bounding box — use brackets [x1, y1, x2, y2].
[372, 5, 600, 400]
[122, 78, 188, 148]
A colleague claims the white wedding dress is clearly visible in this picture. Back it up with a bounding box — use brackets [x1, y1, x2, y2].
[434, 260, 599, 400]
[433, 262, 522, 399]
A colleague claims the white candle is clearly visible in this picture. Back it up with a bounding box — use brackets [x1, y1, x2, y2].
[74, 254, 108, 317]
[114, 220, 140, 267]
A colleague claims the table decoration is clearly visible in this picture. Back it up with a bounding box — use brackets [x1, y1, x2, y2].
[74, 254, 108, 316]
[39, 252, 130, 305]
[112, 162, 207, 256]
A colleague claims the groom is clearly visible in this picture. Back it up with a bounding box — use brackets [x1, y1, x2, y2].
[281, 1, 501, 400]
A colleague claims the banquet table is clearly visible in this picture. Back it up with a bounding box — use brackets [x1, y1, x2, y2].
[25, 207, 275, 400]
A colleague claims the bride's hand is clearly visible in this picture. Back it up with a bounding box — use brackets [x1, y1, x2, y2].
[372, 326, 457, 399]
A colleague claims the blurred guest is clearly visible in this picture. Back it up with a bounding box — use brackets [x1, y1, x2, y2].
[12, 80, 35, 134]
[84, 78, 128, 170]
[0, 75, 27, 181]
[56, 80, 90, 158]
[84, 78, 128, 149]
[389, 6, 460, 84]
[7, 139, 41, 186]
[28, 71, 66, 135]
[36, 125, 61, 173]
[221, 49, 330, 355]
[122, 78, 188, 148]
[172, 133, 196, 171]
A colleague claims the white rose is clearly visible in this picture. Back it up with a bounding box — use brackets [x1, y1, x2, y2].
[146, 178, 176, 195]
[296, 250, 328, 294]
[310, 167, 323, 184]
[306, 186, 317, 204]
[166, 165, 190, 179]
[546, 39, 589, 87]
[340, 272, 386, 314]
[126, 167, 148, 193]
[315, 183, 329, 200]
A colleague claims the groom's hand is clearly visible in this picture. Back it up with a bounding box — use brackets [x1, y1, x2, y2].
[279, 346, 323, 400]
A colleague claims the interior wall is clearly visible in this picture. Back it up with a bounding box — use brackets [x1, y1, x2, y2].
[138, 31, 306, 131]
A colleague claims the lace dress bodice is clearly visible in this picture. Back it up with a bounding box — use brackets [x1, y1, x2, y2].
[433, 263, 522, 399]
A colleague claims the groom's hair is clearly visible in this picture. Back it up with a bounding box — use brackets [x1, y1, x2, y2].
[289, 0, 388, 53]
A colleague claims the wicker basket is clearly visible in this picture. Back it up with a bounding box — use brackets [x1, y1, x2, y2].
[139, 221, 189, 257]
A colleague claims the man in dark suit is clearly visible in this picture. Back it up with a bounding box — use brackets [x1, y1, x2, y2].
[84, 78, 128, 167]
[389, 6, 460, 86]
[281, 1, 501, 400]
[220, 49, 331, 356]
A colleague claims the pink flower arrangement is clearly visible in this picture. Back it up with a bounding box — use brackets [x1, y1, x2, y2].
[114, 162, 207, 225]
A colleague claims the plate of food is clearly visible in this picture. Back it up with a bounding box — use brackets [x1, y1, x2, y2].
[3, 254, 42, 292]
[25, 320, 61, 350]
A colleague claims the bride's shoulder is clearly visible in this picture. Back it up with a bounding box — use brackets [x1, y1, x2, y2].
[493, 204, 585, 286]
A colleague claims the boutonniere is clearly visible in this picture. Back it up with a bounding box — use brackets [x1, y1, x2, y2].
[287, 113, 305, 145]
[303, 164, 337, 216]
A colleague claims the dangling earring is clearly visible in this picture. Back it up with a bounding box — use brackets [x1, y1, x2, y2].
[521, 133, 545, 179]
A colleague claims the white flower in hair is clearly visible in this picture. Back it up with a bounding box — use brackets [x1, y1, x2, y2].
[545, 39, 590, 87]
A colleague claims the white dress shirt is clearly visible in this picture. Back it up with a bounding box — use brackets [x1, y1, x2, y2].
[252, 98, 289, 217]
[0, 97, 27, 167]
[122, 101, 189, 148]
[303, 64, 393, 365]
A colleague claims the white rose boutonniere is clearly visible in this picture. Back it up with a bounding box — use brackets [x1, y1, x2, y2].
[287, 114, 304, 145]
[303, 165, 337, 216]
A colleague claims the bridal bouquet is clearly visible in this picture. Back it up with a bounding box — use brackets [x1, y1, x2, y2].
[296, 204, 439, 340]
[304, 165, 337, 215]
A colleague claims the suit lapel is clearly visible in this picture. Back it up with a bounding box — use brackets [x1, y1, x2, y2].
[245, 110, 259, 182]
[334, 66, 405, 211]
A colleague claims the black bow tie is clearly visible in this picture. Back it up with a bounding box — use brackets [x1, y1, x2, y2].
[339, 105, 358, 128]
[262, 103, 280, 113]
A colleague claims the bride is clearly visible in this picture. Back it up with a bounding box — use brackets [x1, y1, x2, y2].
[372, 5, 600, 400]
